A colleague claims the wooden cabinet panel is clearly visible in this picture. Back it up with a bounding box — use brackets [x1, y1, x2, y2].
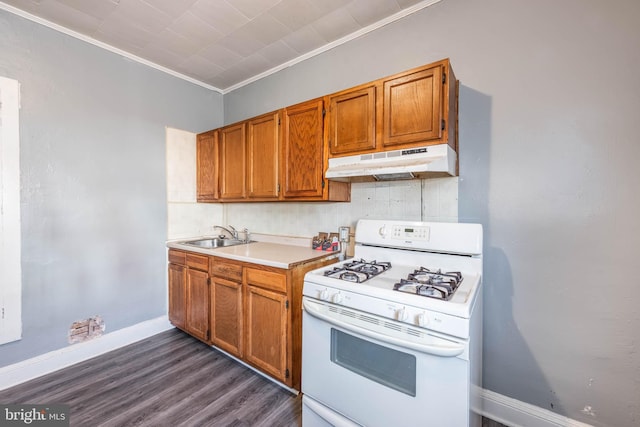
[211, 277, 243, 357]
[382, 64, 443, 147]
[168, 263, 186, 330]
[247, 112, 280, 199]
[168, 249, 186, 266]
[220, 123, 246, 199]
[186, 253, 208, 271]
[186, 268, 209, 342]
[282, 99, 325, 199]
[210, 258, 243, 282]
[245, 285, 289, 384]
[196, 130, 219, 202]
[327, 85, 377, 155]
[245, 267, 287, 293]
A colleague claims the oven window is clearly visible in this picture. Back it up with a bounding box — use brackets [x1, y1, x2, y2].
[330, 328, 416, 396]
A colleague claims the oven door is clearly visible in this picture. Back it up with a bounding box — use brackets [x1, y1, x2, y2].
[302, 297, 471, 427]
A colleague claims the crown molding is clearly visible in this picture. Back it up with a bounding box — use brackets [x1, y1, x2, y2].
[0, 0, 441, 94]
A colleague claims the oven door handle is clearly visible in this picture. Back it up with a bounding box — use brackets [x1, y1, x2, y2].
[303, 299, 465, 357]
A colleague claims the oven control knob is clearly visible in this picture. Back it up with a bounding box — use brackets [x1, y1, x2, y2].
[378, 226, 387, 237]
[332, 293, 344, 304]
[417, 313, 428, 327]
[319, 289, 329, 301]
[397, 307, 408, 321]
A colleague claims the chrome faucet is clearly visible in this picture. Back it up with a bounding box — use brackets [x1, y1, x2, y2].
[214, 225, 238, 240]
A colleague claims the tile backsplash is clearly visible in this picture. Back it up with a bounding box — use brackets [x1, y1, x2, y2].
[224, 178, 458, 238]
[166, 128, 458, 240]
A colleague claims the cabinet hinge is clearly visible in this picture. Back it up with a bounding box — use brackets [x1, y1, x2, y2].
[278, 118, 281, 125]
[285, 368, 290, 379]
[321, 179, 325, 189]
[207, 277, 211, 286]
[441, 119, 446, 131]
[322, 109, 326, 118]
[442, 72, 446, 84]
[285, 300, 289, 309]
[277, 183, 280, 193]
[206, 330, 210, 341]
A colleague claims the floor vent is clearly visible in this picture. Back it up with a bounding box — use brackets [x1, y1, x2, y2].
[68, 316, 105, 344]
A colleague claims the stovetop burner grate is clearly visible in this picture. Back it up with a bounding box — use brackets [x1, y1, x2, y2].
[323, 259, 392, 283]
[393, 268, 463, 300]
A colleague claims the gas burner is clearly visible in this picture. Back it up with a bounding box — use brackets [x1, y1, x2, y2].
[340, 271, 368, 283]
[323, 259, 392, 283]
[393, 268, 463, 300]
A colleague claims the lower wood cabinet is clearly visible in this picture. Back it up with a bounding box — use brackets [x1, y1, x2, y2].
[185, 268, 209, 342]
[168, 249, 337, 390]
[168, 250, 210, 343]
[244, 266, 289, 384]
[210, 259, 243, 357]
[168, 262, 186, 330]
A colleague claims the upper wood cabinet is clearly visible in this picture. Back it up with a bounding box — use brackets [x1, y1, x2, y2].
[219, 122, 246, 200]
[281, 99, 324, 199]
[326, 58, 458, 157]
[198, 112, 281, 202]
[326, 84, 377, 156]
[195, 59, 456, 200]
[247, 111, 280, 199]
[196, 130, 218, 202]
[382, 64, 443, 147]
[282, 99, 350, 201]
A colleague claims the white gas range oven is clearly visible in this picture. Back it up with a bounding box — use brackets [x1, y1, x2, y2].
[301, 219, 483, 427]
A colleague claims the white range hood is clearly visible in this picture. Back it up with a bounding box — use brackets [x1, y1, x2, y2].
[324, 144, 457, 181]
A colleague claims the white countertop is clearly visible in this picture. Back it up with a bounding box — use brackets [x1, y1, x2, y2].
[167, 238, 340, 269]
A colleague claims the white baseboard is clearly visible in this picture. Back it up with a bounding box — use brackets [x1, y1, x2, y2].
[480, 388, 594, 427]
[0, 316, 173, 391]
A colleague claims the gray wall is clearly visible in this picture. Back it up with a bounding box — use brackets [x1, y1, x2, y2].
[225, 0, 640, 426]
[0, 10, 222, 366]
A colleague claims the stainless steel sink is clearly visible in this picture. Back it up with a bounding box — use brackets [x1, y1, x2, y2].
[181, 238, 254, 248]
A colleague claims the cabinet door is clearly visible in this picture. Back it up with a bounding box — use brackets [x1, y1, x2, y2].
[281, 99, 324, 199]
[327, 85, 376, 156]
[382, 65, 443, 147]
[168, 263, 186, 330]
[186, 268, 209, 342]
[219, 123, 246, 199]
[245, 285, 289, 384]
[196, 130, 219, 201]
[211, 277, 243, 357]
[247, 112, 280, 199]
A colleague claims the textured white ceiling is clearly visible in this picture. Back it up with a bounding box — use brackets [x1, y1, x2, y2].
[0, 0, 440, 92]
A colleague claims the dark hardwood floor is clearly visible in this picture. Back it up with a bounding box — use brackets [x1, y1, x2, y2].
[0, 328, 508, 427]
[0, 328, 300, 427]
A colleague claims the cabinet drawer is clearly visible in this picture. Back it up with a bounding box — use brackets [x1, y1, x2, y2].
[211, 259, 243, 281]
[245, 267, 286, 293]
[168, 249, 186, 265]
[186, 253, 209, 272]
